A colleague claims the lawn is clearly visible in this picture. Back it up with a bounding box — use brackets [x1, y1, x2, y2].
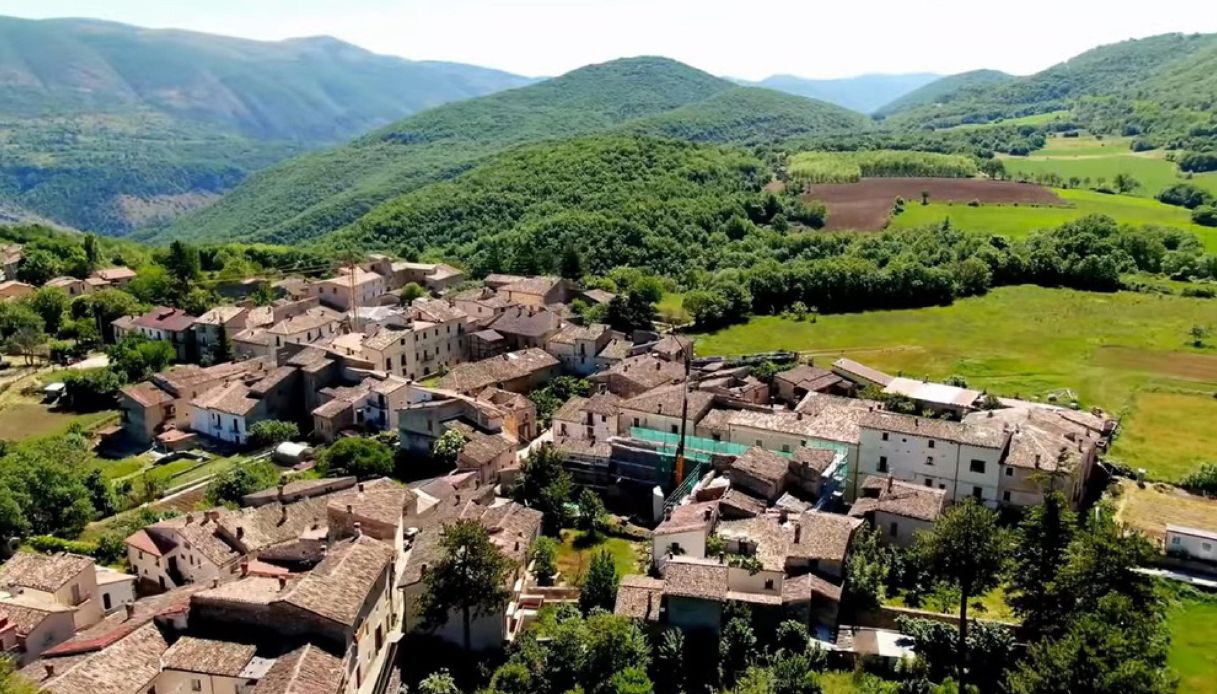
[556, 528, 644, 585]
[657, 291, 690, 325]
[889, 188, 1217, 252]
[692, 286, 1217, 481]
[885, 585, 1017, 622]
[1109, 391, 1217, 481]
[0, 401, 118, 441]
[1034, 134, 1136, 157]
[1167, 594, 1217, 694]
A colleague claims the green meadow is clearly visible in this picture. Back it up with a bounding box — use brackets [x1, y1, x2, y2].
[692, 286, 1217, 481]
[888, 188, 1217, 252]
[1168, 594, 1217, 694]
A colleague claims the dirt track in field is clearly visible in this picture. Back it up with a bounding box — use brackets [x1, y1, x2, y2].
[805, 177, 1064, 231]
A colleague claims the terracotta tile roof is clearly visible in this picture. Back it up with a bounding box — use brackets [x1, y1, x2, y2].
[489, 306, 563, 337]
[964, 407, 1104, 472]
[267, 307, 343, 336]
[581, 289, 615, 304]
[718, 515, 789, 570]
[853, 476, 946, 523]
[43, 585, 205, 657]
[195, 575, 293, 606]
[663, 561, 728, 601]
[320, 267, 382, 288]
[326, 484, 409, 528]
[791, 447, 836, 475]
[410, 298, 466, 324]
[281, 535, 394, 627]
[553, 396, 589, 423]
[654, 500, 719, 536]
[614, 575, 664, 621]
[195, 306, 247, 326]
[553, 437, 612, 460]
[45, 276, 82, 289]
[501, 276, 561, 296]
[119, 381, 173, 408]
[549, 322, 608, 344]
[651, 334, 690, 358]
[437, 348, 559, 393]
[860, 411, 1009, 449]
[94, 266, 136, 282]
[156, 360, 263, 391]
[782, 572, 843, 604]
[831, 358, 893, 386]
[132, 306, 197, 332]
[732, 447, 789, 486]
[775, 364, 842, 391]
[0, 598, 68, 635]
[252, 643, 345, 694]
[484, 273, 527, 286]
[174, 522, 241, 567]
[162, 636, 255, 676]
[597, 338, 632, 361]
[470, 501, 542, 567]
[785, 511, 862, 564]
[459, 431, 516, 465]
[620, 384, 713, 421]
[0, 552, 92, 592]
[719, 489, 766, 518]
[192, 381, 259, 416]
[242, 477, 358, 505]
[600, 355, 685, 392]
[220, 497, 330, 554]
[39, 622, 169, 694]
[724, 403, 869, 446]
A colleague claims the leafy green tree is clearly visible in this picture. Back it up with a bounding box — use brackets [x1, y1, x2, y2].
[721, 617, 759, 687]
[108, 335, 175, 381]
[583, 612, 650, 688]
[84, 468, 117, 519]
[1007, 491, 1076, 637]
[605, 291, 656, 332]
[419, 519, 513, 652]
[773, 620, 812, 657]
[515, 443, 573, 535]
[0, 485, 31, 540]
[843, 526, 890, 610]
[16, 248, 62, 286]
[1112, 173, 1139, 194]
[914, 500, 1007, 682]
[1054, 505, 1158, 618]
[205, 461, 281, 506]
[432, 429, 467, 467]
[607, 667, 653, 694]
[247, 420, 299, 449]
[61, 368, 123, 411]
[317, 437, 393, 479]
[418, 669, 461, 694]
[488, 662, 534, 694]
[0, 302, 44, 341]
[401, 282, 428, 303]
[26, 286, 71, 336]
[531, 536, 559, 586]
[6, 326, 46, 365]
[560, 243, 584, 280]
[1157, 182, 1212, 209]
[1007, 594, 1172, 694]
[577, 488, 607, 536]
[0, 437, 96, 537]
[579, 550, 618, 614]
[82, 234, 100, 267]
[652, 628, 685, 694]
[74, 288, 141, 342]
[770, 652, 824, 694]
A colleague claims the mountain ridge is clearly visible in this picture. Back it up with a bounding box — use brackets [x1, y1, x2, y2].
[738, 72, 941, 113]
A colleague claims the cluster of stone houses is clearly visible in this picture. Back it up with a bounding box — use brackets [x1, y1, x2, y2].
[10, 474, 543, 694]
[0, 241, 137, 303]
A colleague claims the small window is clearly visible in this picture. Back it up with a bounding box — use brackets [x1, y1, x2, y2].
[670, 425, 678, 434]
[888, 522, 898, 537]
[755, 439, 763, 447]
[192, 680, 202, 692]
[764, 579, 774, 590]
[1002, 491, 1011, 503]
[781, 444, 791, 453]
[881, 432, 889, 441]
[1172, 536, 1182, 545]
[877, 456, 888, 473]
[1005, 467, 1014, 477]
[925, 456, 934, 466]
[1205, 542, 1213, 552]
[970, 459, 986, 474]
[928, 440, 935, 449]
[633, 417, 640, 427]
[600, 415, 607, 423]
[924, 479, 932, 487]
[972, 486, 983, 499]
[939, 484, 946, 490]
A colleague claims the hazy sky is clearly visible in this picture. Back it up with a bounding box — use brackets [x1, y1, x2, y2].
[7, 0, 1217, 80]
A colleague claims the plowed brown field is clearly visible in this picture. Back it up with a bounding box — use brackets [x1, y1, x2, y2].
[806, 177, 1064, 231]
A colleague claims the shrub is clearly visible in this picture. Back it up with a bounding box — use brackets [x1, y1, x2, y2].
[61, 368, 123, 411]
[1181, 463, 1217, 496]
[1157, 182, 1211, 209]
[25, 535, 99, 556]
[247, 420, 299, 449]
[317, 437, 393, 479]
[1191, 205, 1217, 227]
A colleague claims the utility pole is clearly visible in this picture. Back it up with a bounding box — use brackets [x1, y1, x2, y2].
[674, 336, 692, 485]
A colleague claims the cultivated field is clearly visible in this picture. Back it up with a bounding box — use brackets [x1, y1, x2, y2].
[692, 286, 1217, 480]
[1114, 480, 1217, 545]
[806, 177, 1062, 231]
[889, 188, 1217, 252]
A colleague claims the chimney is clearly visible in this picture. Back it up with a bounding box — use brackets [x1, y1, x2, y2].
[277, 481, 286, 503]
[887, 475, 894, 492]
[185, 513, 194, 525]
[420, 563, 428, 576]
[278, 576, 288, 590]
[211, 577, 219, 588]
[124, 602, 135, 620]
[793, 523, 802, 544]
[914, 419, 919, 427]
[358, 482, 365, 493]
[280, 506, 288, 524]
[514, 540, 520, 552]
[703, 507, 712, 521]
[779, 508, 788, 524]
[44, 664, 54, 679]
[236, 526, 245, 540]
[241, 562, 249, 577]
[354, 521, 362, 538]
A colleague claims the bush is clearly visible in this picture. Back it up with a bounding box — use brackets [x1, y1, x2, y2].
[1178, 151, 1217, 173]
[205, 461, 282, 506]
[317, 437, 393, 479]
[61, 368, 123, 411]
[1181, 463, 1217, 496]
[247, 420, 299, 449]
[1156, 182, 1212, 209]
[1191, 205, 1217, 227]
[25, 534, 99, 556]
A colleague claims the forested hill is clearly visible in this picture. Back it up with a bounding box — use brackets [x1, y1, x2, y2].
[879, 33, 1217, 135]
[151, 58, 868, 246]
[874, 70, 1014, 117]
[0, 16, 534, 236]
[0, 16, 533, 142]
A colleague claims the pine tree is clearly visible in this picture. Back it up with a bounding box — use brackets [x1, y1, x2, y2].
[419, 519, 513, 651]
[579, 550, 618, 614]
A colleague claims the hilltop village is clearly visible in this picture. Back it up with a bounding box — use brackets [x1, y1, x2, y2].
[0, 246, 1157, 694]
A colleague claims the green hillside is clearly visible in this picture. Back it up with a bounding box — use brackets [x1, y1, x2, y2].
[874, 69, 1014, 117]
[324, 135, 787, 276]
[153, 58, 865, 246]
[0, 16, 533, 234]
[883, 33, 1217, 136]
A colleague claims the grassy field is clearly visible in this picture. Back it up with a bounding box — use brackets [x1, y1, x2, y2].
[693, 286, 1217, 480]
[0, 402, 117, 441]
[556, 528, 644, 585]
[945, 110, 1073, 131]
[1113, 480, 1217, 543]
[657, 291, 690, 324]
[1167, 594, 1217, 694]
[889, 188, 1217, 252]
[886, 585, 1016, 622]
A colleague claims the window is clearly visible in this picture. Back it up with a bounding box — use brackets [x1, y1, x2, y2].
[1205, 542, 1214, 552]
[881, 432, 889, 441]
[970, 459, 986, 474]
[925, 456, 934, 466]
[1002, 491, 1011, 503]
[1172, 536, 1182, 545]
[670, 425, 678, 434]
[1005, 467, 1014, 477]
[764, 579, 775, 590]
[600, 415, 607, 423]
[889, 522, 898, 537]
[924, 479, 932, 487]
[877, 456, 888, 473]
[633, 417, 640, 428]
[972, 486, 983, 499]
[103, 593, 112, 610]
[781, 444, 791, 453]
[928, 440, 935, 449]
[755, 439, 763, 447]
[191, 680, 202, 692]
